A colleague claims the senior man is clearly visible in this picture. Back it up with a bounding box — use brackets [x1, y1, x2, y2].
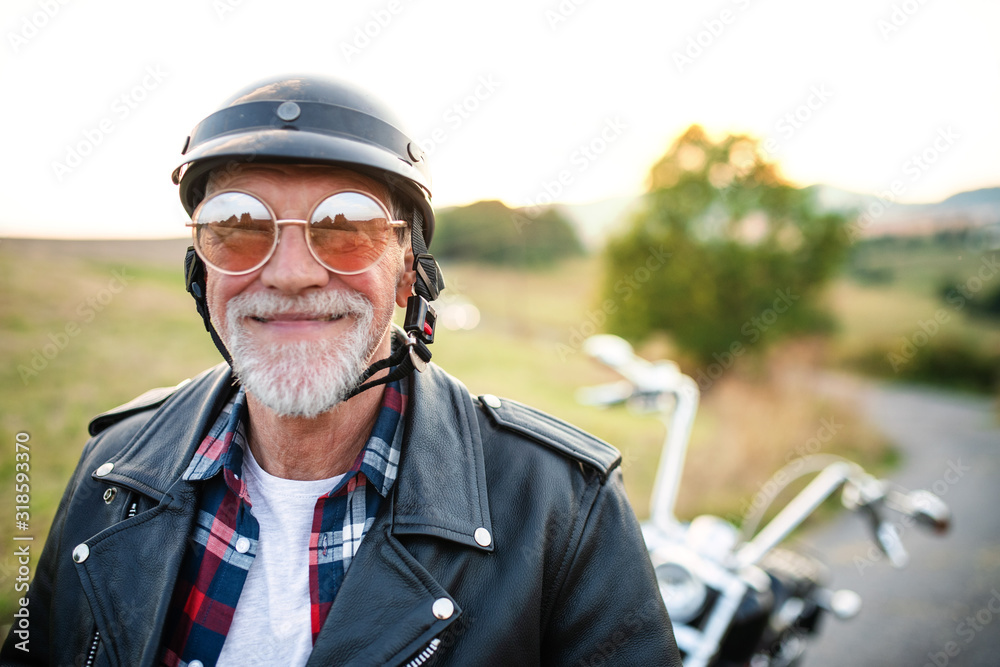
[2, 76, 680, 666]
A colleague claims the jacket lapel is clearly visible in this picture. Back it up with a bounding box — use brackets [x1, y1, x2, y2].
[73, 364, 235, 666]
[391, 364, 494, 551]
[74, 484, 199, 666]
[307, 520, 461, 666]
[310, 364, 493, 665]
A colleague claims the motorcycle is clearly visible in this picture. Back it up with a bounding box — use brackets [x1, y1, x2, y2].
[578, 335, 951, 667]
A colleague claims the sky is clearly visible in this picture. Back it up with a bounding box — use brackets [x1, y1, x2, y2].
[0, 0, 997, 239]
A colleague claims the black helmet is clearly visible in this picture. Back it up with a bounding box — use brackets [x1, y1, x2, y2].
[172, 74, 435, 243]
[176, 75, 443, 400]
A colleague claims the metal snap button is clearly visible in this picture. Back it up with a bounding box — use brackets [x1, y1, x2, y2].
[432, 597, 454, 620]
[482, 395, 502, 409]
[72, 544, 90, 563]
[103, 488, 117, 504]
[474, 527, 492, 547]
[95, 462, 114, 477]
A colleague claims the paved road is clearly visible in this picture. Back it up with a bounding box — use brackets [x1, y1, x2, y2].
[795, 380, 1000, 667]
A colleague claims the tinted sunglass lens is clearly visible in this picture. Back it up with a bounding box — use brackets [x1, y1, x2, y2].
[194, 192, 274, 273]
[310, 192, 392, 273]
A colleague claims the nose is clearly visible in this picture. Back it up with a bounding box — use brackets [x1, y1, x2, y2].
[258, 223, 331, 293]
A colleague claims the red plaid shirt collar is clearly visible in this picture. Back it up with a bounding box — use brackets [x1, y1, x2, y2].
[180, 385, 403, 497]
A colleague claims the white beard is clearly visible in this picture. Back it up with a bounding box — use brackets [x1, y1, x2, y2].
[218, 290, 380, 418]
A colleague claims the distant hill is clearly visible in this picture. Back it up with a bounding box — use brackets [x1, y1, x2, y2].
[549, 185, 1000, 247]
[939, 187, 1000, 208]
[803, 184, 1000, 238]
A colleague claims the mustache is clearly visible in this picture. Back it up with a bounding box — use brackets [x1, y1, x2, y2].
[225, 290, 373, 320]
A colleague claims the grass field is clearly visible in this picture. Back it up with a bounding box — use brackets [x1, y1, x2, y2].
[0, 236, 943, 623]
[833, 239, 1000, 390]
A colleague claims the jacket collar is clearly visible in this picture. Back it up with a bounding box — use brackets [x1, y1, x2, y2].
[96, 363, 236, 502]
[86, 359, 492, 666]
[99, 360, 494, 552]
[391, 362, 494, 552]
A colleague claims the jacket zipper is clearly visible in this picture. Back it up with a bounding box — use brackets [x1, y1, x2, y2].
[83, 498, 138, 665]
[403, 638, 441, 667]
[84, 629, 101, 667]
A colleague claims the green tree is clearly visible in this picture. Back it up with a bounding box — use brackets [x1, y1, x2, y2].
[601, 125, 849, 363]
[434, 200, 583, 267]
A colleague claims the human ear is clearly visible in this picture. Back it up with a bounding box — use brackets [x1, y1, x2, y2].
[395, 245, 416, 308]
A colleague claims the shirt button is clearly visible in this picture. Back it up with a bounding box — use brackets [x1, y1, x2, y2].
[190, 661, 204, 667]
[432, 597, 454, 620]
[235, 537, 251, 554]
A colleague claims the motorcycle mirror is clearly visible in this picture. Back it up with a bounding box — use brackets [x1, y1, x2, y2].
[583, 335, 636, 369]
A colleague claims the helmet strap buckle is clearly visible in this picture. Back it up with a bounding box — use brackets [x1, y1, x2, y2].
[403, 294, 436, 347]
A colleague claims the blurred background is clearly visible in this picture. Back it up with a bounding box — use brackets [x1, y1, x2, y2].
[1, 0, 998, 663]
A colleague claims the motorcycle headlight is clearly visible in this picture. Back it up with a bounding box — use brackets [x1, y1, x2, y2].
[654, 561, 707, 624]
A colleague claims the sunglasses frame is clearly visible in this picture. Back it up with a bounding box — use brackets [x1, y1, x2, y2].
[187, 188, 408, 276]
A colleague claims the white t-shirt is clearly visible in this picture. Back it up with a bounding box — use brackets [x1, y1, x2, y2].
[217, 444, 344, 667]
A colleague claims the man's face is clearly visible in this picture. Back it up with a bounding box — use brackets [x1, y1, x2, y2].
[203, 163, 413, 417]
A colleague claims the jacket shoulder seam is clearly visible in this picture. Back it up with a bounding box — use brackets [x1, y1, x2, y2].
[477, 395, 621, 479]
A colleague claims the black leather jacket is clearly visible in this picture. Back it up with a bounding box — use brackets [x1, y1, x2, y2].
[2, 361, 681, 666]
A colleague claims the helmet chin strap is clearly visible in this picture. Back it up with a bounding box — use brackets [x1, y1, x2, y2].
[345, 205, 444, 399]
[185, 246, 233, 367]
[184, 206, 445, 401]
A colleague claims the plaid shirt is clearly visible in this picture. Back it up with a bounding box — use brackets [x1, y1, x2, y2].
[159, 379, 406, 666]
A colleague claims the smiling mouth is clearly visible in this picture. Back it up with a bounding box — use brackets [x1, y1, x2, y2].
[249, 314, 345, 323]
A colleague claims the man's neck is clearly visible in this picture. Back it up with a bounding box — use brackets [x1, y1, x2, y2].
[244, 385, 385, 480]
[242, 329, 396, 481]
